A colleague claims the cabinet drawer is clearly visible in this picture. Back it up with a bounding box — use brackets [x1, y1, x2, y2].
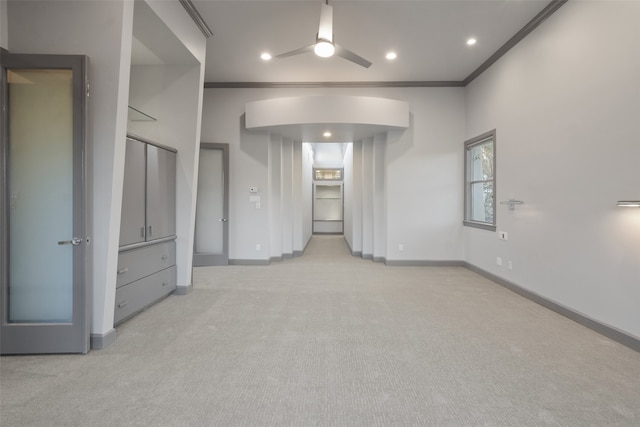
[117, 241, 175, 288]
[114, 266, 176, 324]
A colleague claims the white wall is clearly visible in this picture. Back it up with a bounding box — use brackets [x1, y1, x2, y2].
[301, 143, 314, 248]
[361, 137, 374, 258]
[268, 133, 283, 260]
[385, 89, 466, 262]
[343, 143, 354, 251]
[464, 0, 640, 339]
[372, 133, 387, 261]
[281, 139, 294, 256]
[350, 141, 363, 254]
[201, 87, 465, 263]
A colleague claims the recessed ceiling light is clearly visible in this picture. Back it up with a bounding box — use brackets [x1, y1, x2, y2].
[260, 52, 272, 61]
[466, 38, 477, 46]
[385, 51, 397, 60]
[323, 131, 332, 137]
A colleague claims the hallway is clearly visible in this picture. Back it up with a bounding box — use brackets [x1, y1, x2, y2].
[2, 236, 640, 426]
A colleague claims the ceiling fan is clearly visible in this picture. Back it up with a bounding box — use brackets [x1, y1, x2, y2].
[275, 0, 372, 68]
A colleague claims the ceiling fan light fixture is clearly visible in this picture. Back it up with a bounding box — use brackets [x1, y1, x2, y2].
[314, 40, 335, 58]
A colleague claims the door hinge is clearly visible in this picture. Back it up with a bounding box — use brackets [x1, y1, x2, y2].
[86, 83, 90, 97]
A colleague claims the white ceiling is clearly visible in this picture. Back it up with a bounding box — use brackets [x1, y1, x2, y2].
[193, 0, 552, 83]
[189, 0, 554, 165]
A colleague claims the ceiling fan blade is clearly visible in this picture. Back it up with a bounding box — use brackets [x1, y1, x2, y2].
[275, 44, 315, 58]
[334, 44, 372, 68]
[318, 3, 333, 42]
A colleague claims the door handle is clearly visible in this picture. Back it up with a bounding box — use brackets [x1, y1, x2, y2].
[219, 218, 228, 222]
[58, 237, 82, 246]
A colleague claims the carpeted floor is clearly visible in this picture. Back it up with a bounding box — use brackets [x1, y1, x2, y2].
[2, 235, 640, 426]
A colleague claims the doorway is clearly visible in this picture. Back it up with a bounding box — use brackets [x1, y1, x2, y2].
[1, 53, 90, 354]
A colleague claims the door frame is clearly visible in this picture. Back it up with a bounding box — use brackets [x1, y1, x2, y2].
[193, 142, 229, 266]
[0, 51, 91, 354]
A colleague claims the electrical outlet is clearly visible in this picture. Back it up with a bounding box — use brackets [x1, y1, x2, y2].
[255, 244, 261, 251]
[255, 202, 261, 209]
[496, 257, 503, 266]
[507, 260, 513, 270]
[399, 244, 404, 252]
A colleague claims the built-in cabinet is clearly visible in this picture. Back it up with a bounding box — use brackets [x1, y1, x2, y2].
[313, 183, 343, 234]
[115, 136, 177, 324]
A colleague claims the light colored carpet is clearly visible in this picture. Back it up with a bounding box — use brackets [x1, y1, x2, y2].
[2, 235, 640, 426]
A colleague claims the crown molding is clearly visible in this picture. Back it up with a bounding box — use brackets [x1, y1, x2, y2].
[179, 0, 213, 39]
[463, 0, 568, 85]
[204, 0, 567, 89]
[205, 81, 464, 89]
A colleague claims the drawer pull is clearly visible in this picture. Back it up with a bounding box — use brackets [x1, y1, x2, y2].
[161, 255, 168, 261]
[162, 281, 169, 287]
[117, 267, 129, 275]
[118, 301, 128, 308]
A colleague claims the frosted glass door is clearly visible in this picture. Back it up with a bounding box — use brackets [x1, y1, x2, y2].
[193, 144, 229, 266]
[9, 69, 73, 322]
[1, 54, 89, 354]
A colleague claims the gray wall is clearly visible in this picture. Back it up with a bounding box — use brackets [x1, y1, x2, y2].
[464, 0, 640, 339]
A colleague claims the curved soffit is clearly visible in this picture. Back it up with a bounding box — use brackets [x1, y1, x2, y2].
[245, 95, 409, 142]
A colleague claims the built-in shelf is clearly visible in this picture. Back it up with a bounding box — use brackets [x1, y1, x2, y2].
[313, 183, 343, 234]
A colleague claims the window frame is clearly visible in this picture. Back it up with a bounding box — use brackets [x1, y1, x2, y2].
[463, 130, 496, 231]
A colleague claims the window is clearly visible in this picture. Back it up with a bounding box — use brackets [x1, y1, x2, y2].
[464, 130, 496, 231]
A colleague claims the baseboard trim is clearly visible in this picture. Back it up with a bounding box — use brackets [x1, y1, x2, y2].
[172, 283, 193, 296]
[373, 256, 386, 263]
[386, 260, 466, 267]
[362, 253, 373, 260]
[90, 329, 117, 350]
[343, 238, 362, 258]
[229, 259, 270, 266]
[464, 262, 640, 353]
[283, 253, 293, 259]
[270, 256, 283, 263]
